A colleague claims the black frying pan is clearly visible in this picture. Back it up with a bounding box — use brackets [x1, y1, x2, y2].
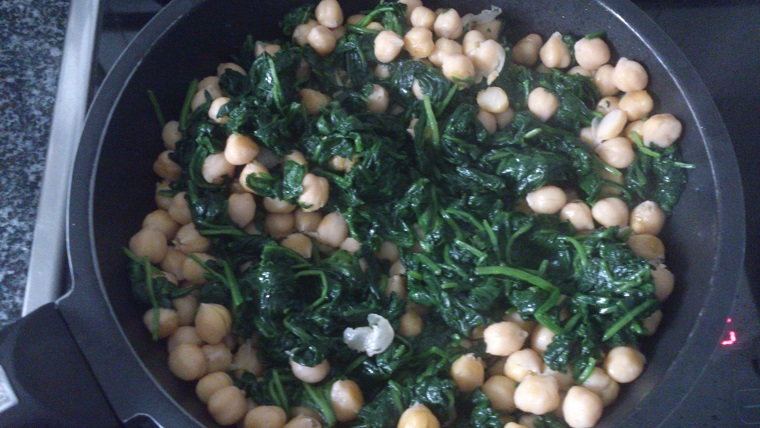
[0, 0, 744, 426]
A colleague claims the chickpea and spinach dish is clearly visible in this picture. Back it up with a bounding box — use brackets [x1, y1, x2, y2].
[126, 0, 691, 426]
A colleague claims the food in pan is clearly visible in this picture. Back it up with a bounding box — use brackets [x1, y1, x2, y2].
[126, 0, 690, 426]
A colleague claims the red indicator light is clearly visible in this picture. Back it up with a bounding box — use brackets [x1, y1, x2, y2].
[721, 318, 737, 346]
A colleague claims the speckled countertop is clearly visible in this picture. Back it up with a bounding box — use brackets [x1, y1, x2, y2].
[0, 0, 70, 329]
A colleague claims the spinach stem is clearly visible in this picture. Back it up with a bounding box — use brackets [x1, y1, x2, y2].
[423, 94, 440, 148]
[630, 131, 662, 158]
[143, 257, 160, 341]
[475, 266, 557, 292]
[602, 299, 656, 341]
[147, 90, 165, 128]
[179, 79, 198, 131]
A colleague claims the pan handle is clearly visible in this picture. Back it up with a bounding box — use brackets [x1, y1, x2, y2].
[0, 303, 119, 427]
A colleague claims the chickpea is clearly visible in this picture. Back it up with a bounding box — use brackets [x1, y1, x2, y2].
[224, 134, 260, 166]
[299, 173, 330, 212]
[579, 126, 598, 148]
[495, 107, 515, 130]
[208, 97, 230, 124]
[167, 326, 203, 354]
[239, 161, 270, 193]
[582, 368, 612, 395]
[316, 211, 348, 247]
[254, 41, 282, 58]
[503, 311, 536, 332]
[433, 9, 462, 39]
[162, 120, 182, 150]
[202, 343, 233, 373]
[399, 310, 423, 337]
[614, 57, 649, 93]
[160, 248, 186, 281]
[330, 379, 364, 422]
[540, 32, 571, 69]
[477, 87, 509, 114]
[202, 153, 235, 184]
[642, 113, 682, 148]
[513, 374, 561, 415]
[374, 63, 391, 79]
[603, 346, 645, 383]
[626, 234, 665, 262]
[294, 20, 319, 46]
[593, 64, 618, 97]
[598, 379, 620, 407]
[483, 321, 528, 356]
[591, 197, 629, 227]
[643, 309, 664, 335]
[182, 253, 213, 285]
[428, 38, 463, 67]
[527, 87, 558, 122]
[544, 366, 575, 391]
[129, 228, 168, 264]
[217, 62, 245, 77]
[404, 27, 434, 58]
[284, 415, 323, 428]
[481, 375, 517, 413]
[300, 88, 332, 116]
[195, 303, 232, 345]
[282, 233, 313, 259]
[398, 403, 440, 428]
[232, 340, 265, 377]
[652, 264, 675, 301]
[560, 201, 595, 232]
[629, 200, 666, 236]
[208, 385, 247, 426]
[506, 424, 528, 428]
[166, 288, 195, 324]
[596, 96, 620, 116]
[308, 25, 337, 57]
[531, 323, 556, 354]
[512, 34, 542, 67]
[374, 241, 398, 262]
[143, 209, 180, 240]
[450, 354, 485, 392]
[442, 54, 475, 87]
[374, 30, 405, 63]
[366, 84, 390, 114]
[168, 343, 208, 381]
[505, 348, 544, 382]
[410, 6, 435, 29]
[596, 109, 627, 141]
[265, 213, 295, 239]
[624, 120, 645, 140]
[314, 0, 343, 29]
[174, 222, 210, 254]
[142, 307, 179, 339]
[366, 22, 384, 31]
[595, 137, 635, 169]
[477, 110, 497, 134]
[155, 179, 173, 210]
[462, 30, 485, 57]
[191, 84, 223, 111]
[228, 193, 256, 228]
[526, 185, 567, 214]
[168, 191, 192, 225]
[196, 372, 234, 405]
[475, 19, 502, 40]
[563, 386, 603, 428]
[385, 275, 408, 299]
[244, 406, 287, 428]
[574, 37, 610, 71]
[295, 209, 323, 233]
[290, 358, 330, 383]
[567, 66, 592, 77]
[153, 150, 182, 181]
[619, 90, 654, 121]
[262, 197, 296, 214]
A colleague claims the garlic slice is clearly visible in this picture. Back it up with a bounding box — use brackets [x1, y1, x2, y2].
[343, 314, 394, 357]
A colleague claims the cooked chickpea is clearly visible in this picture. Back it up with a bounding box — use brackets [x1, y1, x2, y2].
[503, 311, 536, 332]
[167, 326, 203, 354]
[239, 161, 270, 193]
[513, 34, 542, 67]
[300, 88, 332, 115]
[433, 9, 462, 39]
[531, 323, 556, 354]
[142, 307, 179, 339]
[374, 30, 405, 63]
[477, 110, 497, 134]
[593, 64, 618, 97]
[481, 375, 517, 413]
[450, 354, 485, 392]
[228, 193, 256, 228]
[155, 179, 173, 210]
[595, 137, 635, 169]
[217, 62, 245, 77]
[208, 385, 247, 426]
[574, 37, 610, 71]
[182, 253, 213, 285]
[244, 406, 287, 428]
[208, 97, 230, 124]
[477, 87, 509, 114]
[397, 403, 440, 428]
[232, 340, 265, 377]
[315, 0, 343, 29]
[399, 310, 423, 337]
[294, 20, 319, 46]
[410, 6, 435, 29]
[619, 90, 653, 121]
[641, 113, 682, 148]
[544, 366, 575, 391]
[526, 185, 567, 214]
[262, 197, 296, 214]
[527, 87, 559, 122]
[598, 379, 620, 407]
[282, 233, 313, 259]
[308, 25, 337, 57]
[514, 374, 561, 415]
[428, 37, 462, 67]
[162, 120, 182, 150]
[290, 358, 330, 383]
[563, 386, 603, 428]
[338, 237, 361, 254]
[603, 346, 645, 383]
[540, 32, 571, 69]
[506, 424, 528, 428]
[614, 57, 649, 93]
[595, 97, 619, 116]
[596, 109, 627, 141]
[581, 368, 612, 395]
[505, 348, 544, 382]
[626, 234, 665, 262]
[442, 54, 475, 86]
[295, 209, 323, 233]
[624, 120, 645, 140]
[652, 264, 675, 301]
[475, 19, 502, 40]
[168, 191, 192, 224]
[385, 275, 408, 299]
[568, 66, 592, 77]
[629, 201, 666, 235]
[172, 294, 197, 327]
[591, 197, 629, 227]
[462, 30, 485, 57]
[283, 415, 323, 428]
[404, 27, 434, 58]
[374, 63, 391, 79]
[254, 41, 281, 58]
[202, 153, 235, 184]
[560, 201, 595, 232]
[316, 211, 348, 247]
[153, 150, 181, 181]
[191, 83, 223, 111]
[196, 372, 234, 405]
[129, 228, 168, 264]
[375, 241, 399, 262]
[195, 303, 232, 345]
[174, 222, 210, 254]
[202, 343, 233, 373]
[224, 134, 260, 166]
[643, 309, 663, 335]
[579, 126, 598, 148]
[330, 379, 364, 422]
[265, 213, 295, 239]
[367, 84, 390, 113]
[143, 209, 180, 240]
[298, 173, 330, 212]
[168, 343, 208, 381]
[483, 321, 528, 356]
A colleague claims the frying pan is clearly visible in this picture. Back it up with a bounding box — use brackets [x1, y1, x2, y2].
[0, 0, 744, 426]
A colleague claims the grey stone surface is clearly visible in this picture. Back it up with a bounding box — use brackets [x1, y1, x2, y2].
[0, 0, 70, 329]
